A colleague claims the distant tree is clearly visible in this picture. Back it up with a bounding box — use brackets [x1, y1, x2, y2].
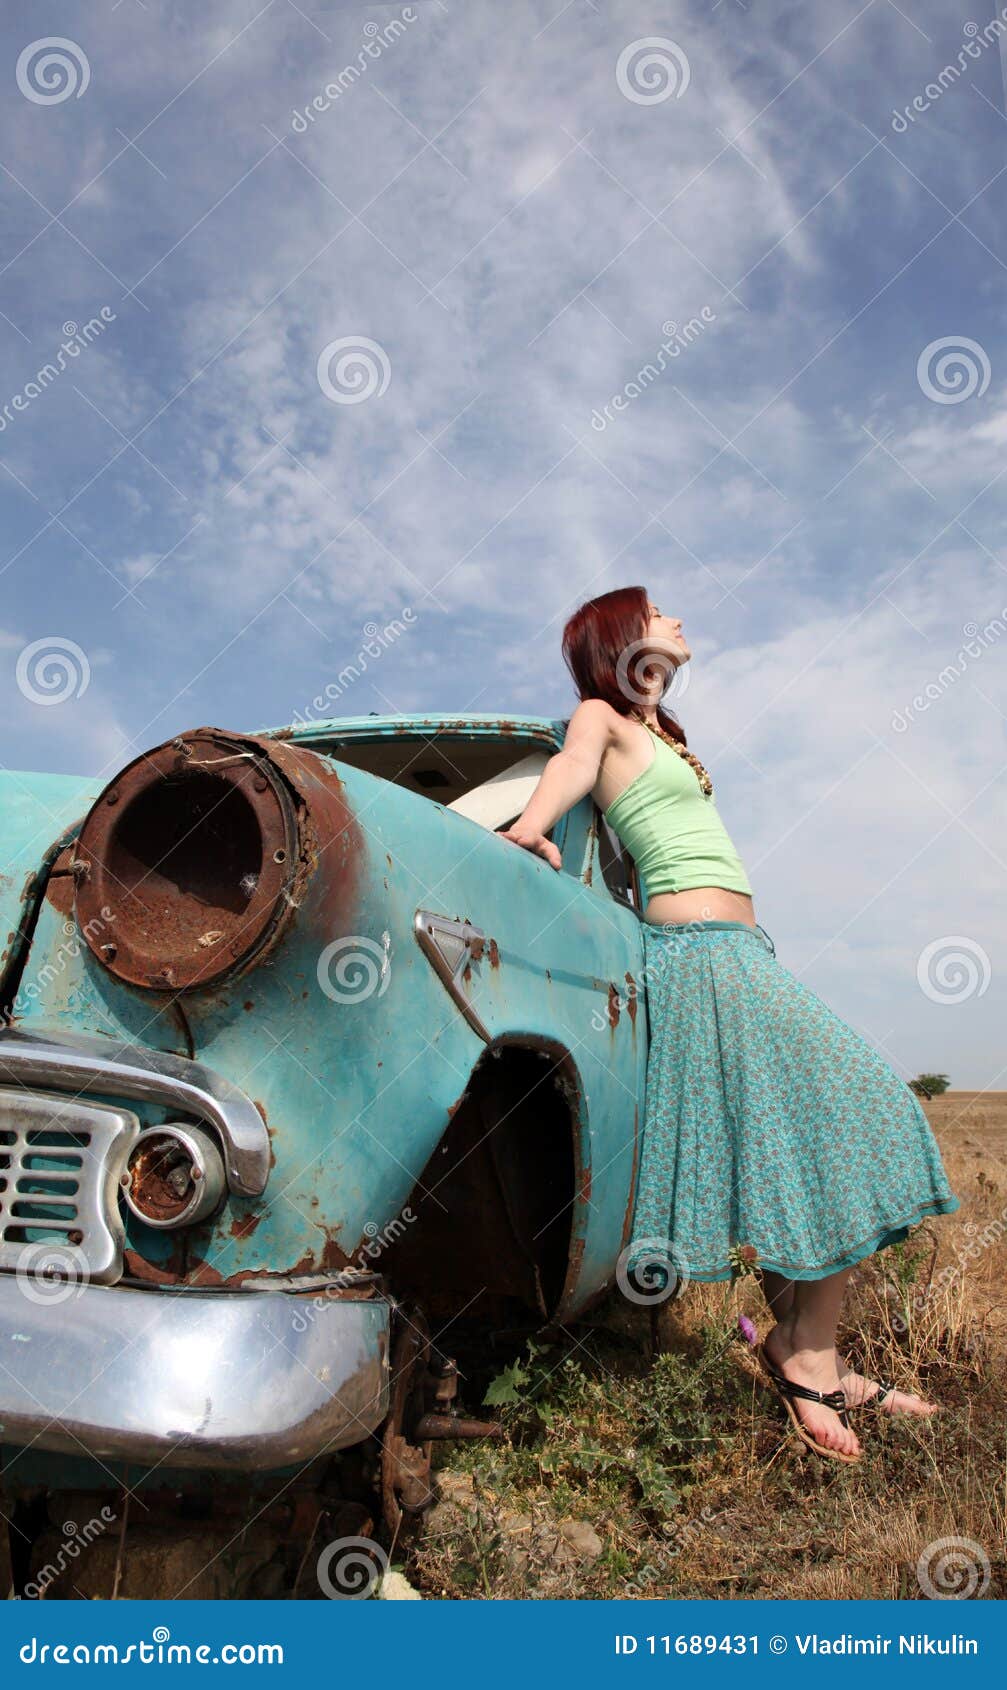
[910, 1073, 950, 1099]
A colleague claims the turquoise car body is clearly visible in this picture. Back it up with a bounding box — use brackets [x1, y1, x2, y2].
[0, 714, 646, 1490]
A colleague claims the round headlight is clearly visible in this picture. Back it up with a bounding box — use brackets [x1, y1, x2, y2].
[121, 1124, 226, 1229]
[74, 728, 299, 990]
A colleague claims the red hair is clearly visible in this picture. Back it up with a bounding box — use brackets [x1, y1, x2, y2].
[561, 585, 686, 745]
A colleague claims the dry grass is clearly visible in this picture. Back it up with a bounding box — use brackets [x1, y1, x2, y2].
[407, 1100, 1007, 1601]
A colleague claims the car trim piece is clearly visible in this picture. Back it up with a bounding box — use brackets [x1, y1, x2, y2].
[0, 1275, 390, 1470]
[0, 1028, 270, 1197]
[413, 911, 491, 1042]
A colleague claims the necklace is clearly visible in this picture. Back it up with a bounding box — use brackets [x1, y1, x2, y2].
[632, 712, 713, 797]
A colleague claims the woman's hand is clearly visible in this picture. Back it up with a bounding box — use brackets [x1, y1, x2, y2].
[498, 821, 562, 871]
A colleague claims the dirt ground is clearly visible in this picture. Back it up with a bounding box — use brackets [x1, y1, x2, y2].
[406, 1095, 1007, 1600]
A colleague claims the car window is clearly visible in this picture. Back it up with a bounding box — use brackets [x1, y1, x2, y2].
[596, 810, 640, 908]
[327, 734, 558, 838]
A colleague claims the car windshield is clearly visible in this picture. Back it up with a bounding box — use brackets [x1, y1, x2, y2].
[325, 732, 554, 828]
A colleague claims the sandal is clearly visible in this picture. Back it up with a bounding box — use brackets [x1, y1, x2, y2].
[756, 1344, 861, 1465]
[844, 1377, 896, 1412]
[841, 1375, 936, 1415]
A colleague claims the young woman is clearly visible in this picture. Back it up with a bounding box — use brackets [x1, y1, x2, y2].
[500, 585, 959, 1463]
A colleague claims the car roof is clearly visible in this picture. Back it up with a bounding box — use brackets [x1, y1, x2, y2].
[265, 711, 569, 749]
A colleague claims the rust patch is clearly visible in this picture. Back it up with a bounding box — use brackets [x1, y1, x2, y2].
[243, 1000, 254, 1012]
[122, 1248, 185, 1287]
[487, 937, 500, 969]
[42, 845, 76, 917]
[625, 971, 638, 1027]
[230, 1213, 261, 1239]
[71, 727, 365, 995]
[285, 1232, 353, 1278]
[125, 1134, 192, 1223]
[607, 982, 620, 1029]
[583, 811, 596, 885]
[621, 1103, 641, 1254]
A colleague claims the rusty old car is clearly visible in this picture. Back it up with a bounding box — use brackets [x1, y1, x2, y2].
[0, 713, 647, 1592]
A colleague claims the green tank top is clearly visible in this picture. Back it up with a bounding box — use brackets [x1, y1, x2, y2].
[602, 730, 752, 901]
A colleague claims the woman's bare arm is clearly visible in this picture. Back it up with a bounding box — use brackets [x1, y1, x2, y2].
[498, 700, 615, 868]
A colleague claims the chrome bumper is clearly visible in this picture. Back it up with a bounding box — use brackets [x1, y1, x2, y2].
[0, 1026, 271, 1196]
[0, 1276, 390, 1469]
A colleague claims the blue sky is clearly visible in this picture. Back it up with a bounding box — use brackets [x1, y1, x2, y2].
[1, 0, 1004, 1085]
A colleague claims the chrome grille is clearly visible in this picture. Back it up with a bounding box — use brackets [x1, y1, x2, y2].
[0, 1088, 139, 1285]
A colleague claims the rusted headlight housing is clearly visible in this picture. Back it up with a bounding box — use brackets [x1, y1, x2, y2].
[121, 1123, 226, 1229]
[74, 729, 300, 991]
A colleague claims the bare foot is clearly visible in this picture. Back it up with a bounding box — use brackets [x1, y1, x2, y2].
[763, 1321, 861, 1459]
[837, 1359, 938, 1416]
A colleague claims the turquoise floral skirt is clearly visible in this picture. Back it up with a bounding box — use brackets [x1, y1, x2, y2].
[628, 921, 958, 1285]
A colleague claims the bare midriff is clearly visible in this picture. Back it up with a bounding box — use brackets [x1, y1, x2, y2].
[643, 887, 757, 928]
